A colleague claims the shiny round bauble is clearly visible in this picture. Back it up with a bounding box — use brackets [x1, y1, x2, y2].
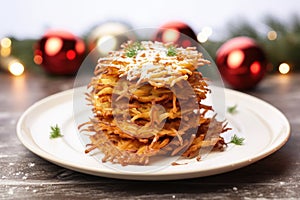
[35, 30, 86, 75]
[87, 22, 135, 56]
[216, 37, 267, 90]
[153, 21, 198, 48]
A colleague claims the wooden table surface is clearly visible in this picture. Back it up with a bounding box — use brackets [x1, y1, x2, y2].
[0, 72, 299, 199]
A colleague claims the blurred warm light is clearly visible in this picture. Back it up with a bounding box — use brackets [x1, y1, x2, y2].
[162, 29, 180, 43]
[33, 55, 43, 65]
[202, 26, 213, 37]
[267, 30, 277, 41]
[197, 32, 208, 43]
[1, 47, 11, 57]
[227, 50, 244, 69]
[250, 61, 261, 74]
[45, 37, 63, 56]
[197, 27, 213, 43]
[97, 35, 117, 54]
[0, 37, 12, 57]
[75, 40, 85, 54]
[66, 50, 76, 60]
[0, 37, 12, 48]
[278, 63, 290, 74]
[8, 61, 25, 76]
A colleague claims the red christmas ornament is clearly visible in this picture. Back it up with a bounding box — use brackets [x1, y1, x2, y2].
[216, 37, 267, 90]
[153, 21, 197, 47]
[34, 30, 86, 75]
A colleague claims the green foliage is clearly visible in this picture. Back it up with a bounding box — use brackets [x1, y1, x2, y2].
[10, 38, 41, 72]
[261, 15, 300, 72]
[201, 40, 223, 60]
[227, 20, 260, 39]
[125, 42, 144, 57]
[167, 46, 177, 56]
[49, 124, 63, 139]
[229, 134, 245, 145]
[227, 104, 238, 114]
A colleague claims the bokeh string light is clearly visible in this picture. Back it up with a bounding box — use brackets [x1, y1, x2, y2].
[0, 37, 12, 57]
[278, 63, 290, 75]
[197, 26, 213, 43]
[0, 37, 25, 76]
[0, 56, 25, 76]
[8, 61, 25, 76]
[267, 30, 277, 41]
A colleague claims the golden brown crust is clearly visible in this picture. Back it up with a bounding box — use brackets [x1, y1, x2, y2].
[79, 41, 229, 166]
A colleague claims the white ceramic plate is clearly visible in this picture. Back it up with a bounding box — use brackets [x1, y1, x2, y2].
[17, 88, 290, 180]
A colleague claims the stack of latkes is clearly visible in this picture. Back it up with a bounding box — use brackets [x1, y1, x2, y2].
[80, 41, 229, 165]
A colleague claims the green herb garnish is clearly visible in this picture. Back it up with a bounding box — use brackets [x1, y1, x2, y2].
[125, 42, 144, 57]
[49, 124, 63, 139]
[167, 45, 177, 56]
[229, 134, 245, 145]
[227, 104, 238, 114]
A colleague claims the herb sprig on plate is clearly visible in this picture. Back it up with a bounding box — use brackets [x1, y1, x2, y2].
[49, 124, 63, 139]
[227, 104, 238, 114]
[229, 134, 245, 145]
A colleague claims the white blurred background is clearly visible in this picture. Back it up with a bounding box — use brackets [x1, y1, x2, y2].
[1, 0, 299, 40]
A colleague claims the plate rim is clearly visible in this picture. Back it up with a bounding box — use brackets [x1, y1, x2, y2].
[16, 88, 291, 180]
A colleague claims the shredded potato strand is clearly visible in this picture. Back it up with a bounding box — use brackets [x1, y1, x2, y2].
[79, 41, 229, 165]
